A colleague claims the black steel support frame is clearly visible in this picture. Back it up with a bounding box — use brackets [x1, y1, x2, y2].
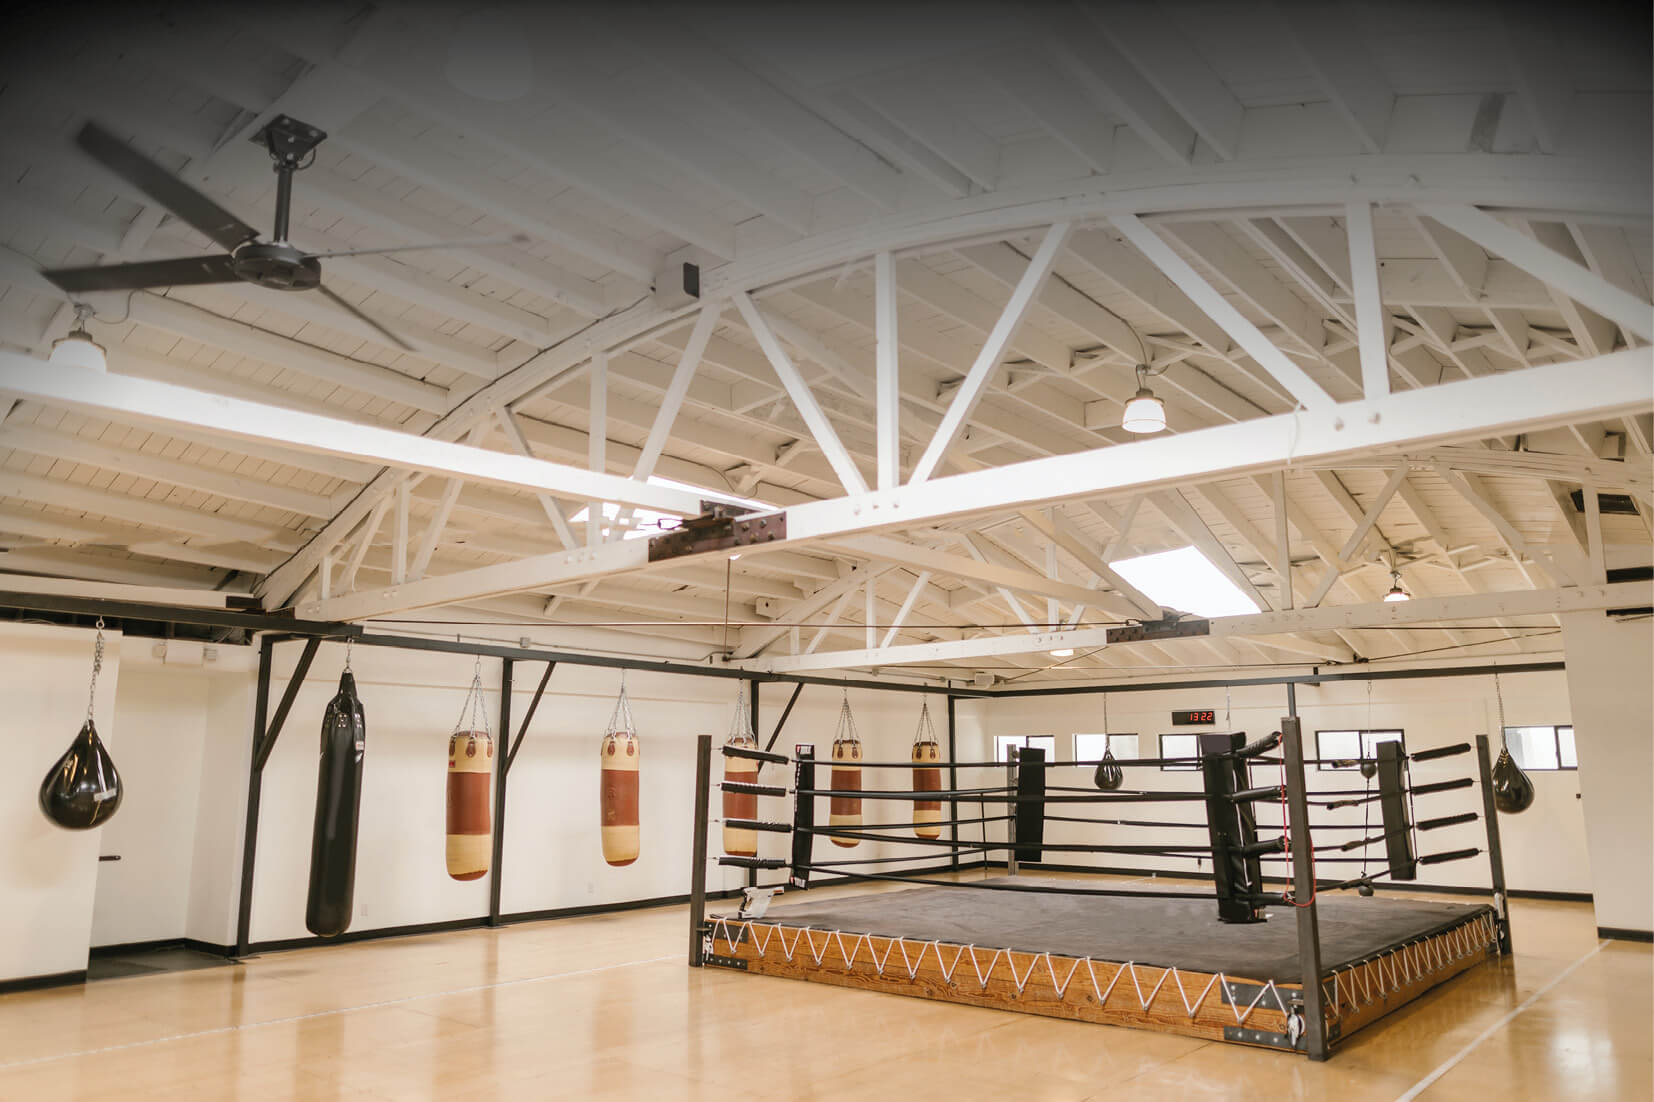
[489, 660, 556, 926]
[688, 734, 712, 966]
[1474, 734, 1514, 954]
[1281, 689, 1331, 1060]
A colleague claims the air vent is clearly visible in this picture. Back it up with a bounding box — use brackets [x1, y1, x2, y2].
[1568, 490, 1641, 516]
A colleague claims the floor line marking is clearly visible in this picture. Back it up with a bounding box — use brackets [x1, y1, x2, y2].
[0, 953, 677, 1072]
[1393, 941, 1607, 1102]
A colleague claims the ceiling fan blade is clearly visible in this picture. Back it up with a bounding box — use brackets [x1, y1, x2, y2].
[303, 233, 529, 261]
[40, 253, 240, 294]
[314, 283, 415, 352]
[76, 122, 262, 252]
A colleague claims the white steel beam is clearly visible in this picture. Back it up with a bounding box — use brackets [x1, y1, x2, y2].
[734, 293, 869, 494]
[882, 571, 932, 647]
[734, 564, 890, 659]
[1038, 5, 1196, 163]
[1416, 205, 1653, 341]
[874, 250, 902, 491]
[1345, 202, 1391, 398]
[1150, 489, 1273, 612]
[1112, 214, 1334, 410]
[492, 406, 578, 550]
[907, 222, 1073, 485]
[0, 572, 235, 609]
[1436, 465, 1590, 588]
[0, 353, 715, 516]
[754, 626, 1115, 674]
[299, 347, 1654, 623]
[1094, 6, 1245, 160]
[1019, 509, 1161, 620]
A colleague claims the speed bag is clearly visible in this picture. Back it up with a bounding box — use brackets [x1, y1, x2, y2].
[911, 740, 942, 839]
[446, 729, 494, 881]
[306, 671, 366, 937]
[599, 730, 640, 866]
[828, 738, 863, 848]
[39, 719, 124, 830]
[722, 736, 759, 858]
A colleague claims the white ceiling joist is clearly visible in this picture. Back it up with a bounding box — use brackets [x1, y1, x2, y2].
[298, 348, 1653, 622]
[0, 353, 717, 516]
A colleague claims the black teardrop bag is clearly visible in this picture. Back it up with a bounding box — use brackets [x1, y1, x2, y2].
[306, 671, 367, 937]
[39, 719, 124, 830]
[1490, 745, 1535, 814]
[1093, 748, 1124, 791]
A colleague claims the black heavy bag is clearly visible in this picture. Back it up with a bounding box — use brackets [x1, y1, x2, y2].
[39, 719, 124, 830]
[1092, 748, 1124, 791]
[1490, 745, 1535, 814]
[306, 670, 367, 936]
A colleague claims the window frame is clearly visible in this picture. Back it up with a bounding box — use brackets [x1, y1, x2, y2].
[993, 734, 1057, 763]
[1313, 729, 1406, 771]
[1073, 732, 1139, 762]
[1158, 733, 1202, 771]
[1503, 725, 1577, 772]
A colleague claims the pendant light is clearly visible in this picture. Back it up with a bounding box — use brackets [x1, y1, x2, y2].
[1121, 363, 1166, 434]
[49, 304, 106, 373]
[1383, 569, 1410, 602]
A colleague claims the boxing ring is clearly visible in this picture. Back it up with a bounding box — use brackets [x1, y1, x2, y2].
[685, 717, 1512, 1060]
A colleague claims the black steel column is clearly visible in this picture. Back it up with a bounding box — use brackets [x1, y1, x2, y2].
[488, 659, 513, 927]
[1281, 713, 1329, 1061]
[688, 734, 712, 966]
[746, 680, 760, 888]
[1005, 746, 1020, 877]
[946, 695, 959, 871]
[1475, 734, 1513, 953]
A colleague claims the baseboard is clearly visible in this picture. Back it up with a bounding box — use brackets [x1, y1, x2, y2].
[1597, 926, 1654, 943]
[1007, 861, 1593, 903]
[0, 969, 86, 995]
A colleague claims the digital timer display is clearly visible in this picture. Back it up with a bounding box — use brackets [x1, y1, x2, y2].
[1171, 709, 1217, 725]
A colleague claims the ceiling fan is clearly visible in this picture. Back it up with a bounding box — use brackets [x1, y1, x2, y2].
[40, 116, 523, 351]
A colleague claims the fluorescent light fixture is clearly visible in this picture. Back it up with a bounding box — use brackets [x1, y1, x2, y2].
[1048, 647, 1075, 658]
[570, 477, 775, 540]
[1109, 546, 1262, 618]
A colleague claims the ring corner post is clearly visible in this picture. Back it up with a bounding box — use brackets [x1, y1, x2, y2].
[1281, 714, 1331, 1062]
[1474, 734, 1513, 954]
[945, 695, 960, 871]
[689, 733, 713, 967]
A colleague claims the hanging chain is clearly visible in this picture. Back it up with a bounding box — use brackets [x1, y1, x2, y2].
[85, 617, 106, 721]
[1493, 669, 1507, 746]
[344, 636, 353, 672]
[606, 670, 635, 736]
[834, 689, 860, 747]
[1101, 691, 1110, 740]
[728, 684, 755, 743]
[913, 699, 937, 746]
[1224, 683, 1232, 729]
[453, 655, 490, 737]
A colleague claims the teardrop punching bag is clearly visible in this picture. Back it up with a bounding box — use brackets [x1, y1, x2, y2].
[599, 679, 640, 867]
[1491, 745, 1535, 814]
[1092, 748, 1124, 792]
[829, 695, 863, 849]
[722, 690, 759, 858]
[40, 623, 123, 830]
[910, 701, 943, 840]
[306, 668, 366, 937]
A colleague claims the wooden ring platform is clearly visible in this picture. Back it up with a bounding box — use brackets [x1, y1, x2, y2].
[701, 880, 1500, 1054]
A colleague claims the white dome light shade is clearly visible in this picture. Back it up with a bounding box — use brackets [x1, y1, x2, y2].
[1121, 387, 1166, 434]
[49, 330, 106, 372]
[1383, 570, 1410, 602]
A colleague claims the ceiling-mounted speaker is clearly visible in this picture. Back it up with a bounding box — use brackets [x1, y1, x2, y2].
[654, 260, 701, 310]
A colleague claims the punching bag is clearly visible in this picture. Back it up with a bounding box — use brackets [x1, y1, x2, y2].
[1092, 748, 1124, 792]
[1491, 745, 1535, 814]
[829, 695, 863, 849]
[599, 680, 640, 867]
[910, 701, 943, 840]
[39, 720, 123, 830]
[722, 691, 759, 858]
[306, 668, 366, 937]
[40, 623, 122, 831]
[446, 729, 493, 880]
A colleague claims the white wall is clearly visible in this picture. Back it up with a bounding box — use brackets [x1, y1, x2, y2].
[969, 668, 1589, 895]
[0, 622, 121, 982]
[1562, 611, 1654, 933]
[184, 672, 255, 947]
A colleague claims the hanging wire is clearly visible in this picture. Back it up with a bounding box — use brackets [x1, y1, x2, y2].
[1493, 668, 1507, 746]
[85, 617, 106, 721]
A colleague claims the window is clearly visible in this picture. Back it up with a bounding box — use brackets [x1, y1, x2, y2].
[1315, 730, 1405, 770]
[994, 735, 1057, 762]
[1505, 726, 1576, 771]
[1159, 733, 1202, 771]
[1109, 546, 1262, 618]
[1074, 733, 1139, 762]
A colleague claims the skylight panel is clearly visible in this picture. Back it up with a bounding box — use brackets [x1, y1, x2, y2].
[1108, 546, 1261, 618]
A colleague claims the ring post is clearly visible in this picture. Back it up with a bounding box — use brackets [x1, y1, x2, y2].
[1005, 746, 1019, 877]
[946, 695, 960, 871]
[1281, 714, 1330, 1060]
[688, 733, 712, 967]
[1474, 734, 1513, 953]
[789, 744, 815, 890]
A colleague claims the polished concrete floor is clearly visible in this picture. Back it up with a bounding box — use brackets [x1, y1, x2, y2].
[0, 880, 1647, 1100]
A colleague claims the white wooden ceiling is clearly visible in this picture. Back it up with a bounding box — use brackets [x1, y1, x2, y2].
[0, 2, 1648, 684]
